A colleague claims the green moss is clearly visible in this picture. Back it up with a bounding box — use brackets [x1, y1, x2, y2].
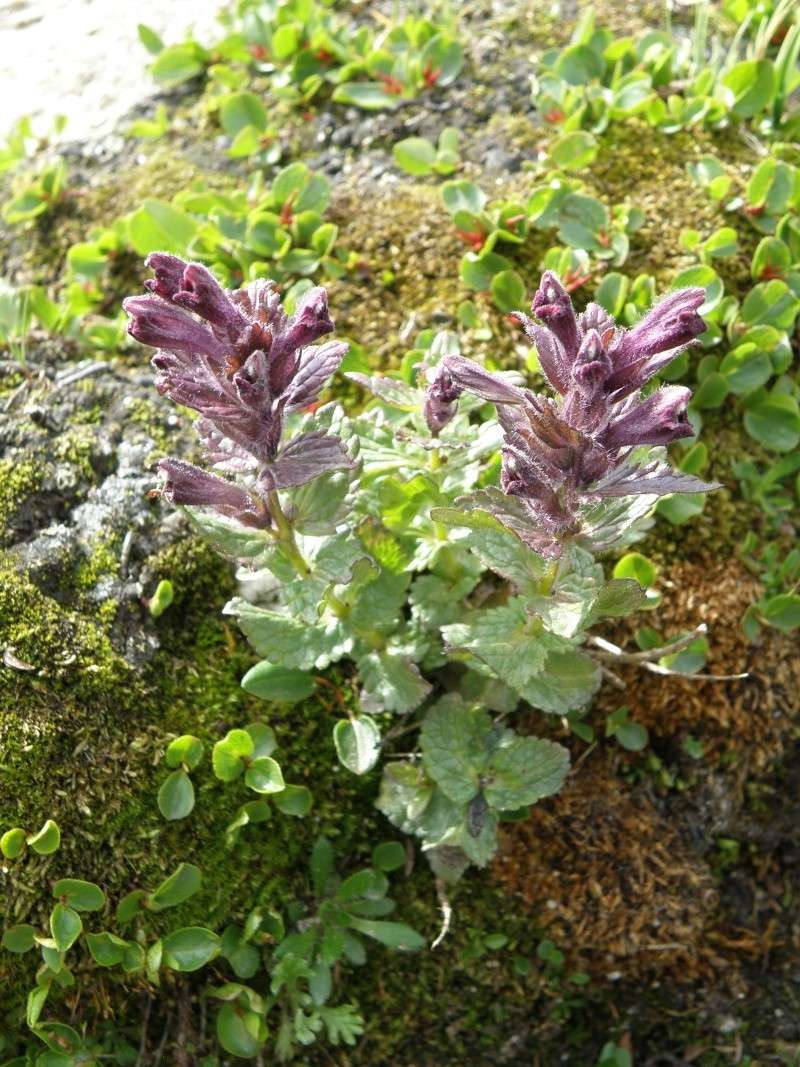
[119, 395, 171, 460]
[71, 535, 120, 592]
[0, 460, 42, 546]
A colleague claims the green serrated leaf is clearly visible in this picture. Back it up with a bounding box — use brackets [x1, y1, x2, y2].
[357, 651, 431, 713]
[420, 702, 492, 804]
[485, 737, 569, 809]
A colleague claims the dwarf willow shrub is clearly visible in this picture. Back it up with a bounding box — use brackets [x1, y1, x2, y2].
[3, 823, 415, 1063]
[125, 257, 716, 881]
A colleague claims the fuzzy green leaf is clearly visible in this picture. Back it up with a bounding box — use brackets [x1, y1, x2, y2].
[517, 650, 601, 714]
[442, 599, 554, 691]
[357, 651, 431, 713]
[420, 702, 493, 804]
[228, 600, 350, 670]
[484, 737, 569, 809]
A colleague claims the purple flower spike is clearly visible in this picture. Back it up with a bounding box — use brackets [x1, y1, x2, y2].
[424, 272, 716, 556]
[616, 288, 706, 359]
[126, 256, 349, 532]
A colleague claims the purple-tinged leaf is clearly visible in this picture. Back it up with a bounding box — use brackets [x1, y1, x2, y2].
[585, 461, 719, 499]
[258, 432, 353, 490]
[347, 373, 421, 411]
[288, 340, 349, 411]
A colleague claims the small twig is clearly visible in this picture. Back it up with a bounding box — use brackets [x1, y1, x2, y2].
[381, 718, 422, 746]
[599, 664, 627, 690]
[55, 360, 113, 388]
[431, 877, 452, 949]
[590, 624, 708, 663]
[2, 378, 30, 412]
[588, 625, 748, 682]
[136, 993, 152, 1067]
[631, 662, 747, 681]
[569, 740, 597, 777]
[152, 1010, 172, 1067]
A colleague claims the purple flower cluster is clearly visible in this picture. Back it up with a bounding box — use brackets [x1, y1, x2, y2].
[124, 254, 351, 528]
[425, 272, 715, 555]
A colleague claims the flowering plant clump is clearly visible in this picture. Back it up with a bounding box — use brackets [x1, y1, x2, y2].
[126, 260, 717, 882]
[423, 272, 714, 557]
[124, 253, 353, 546]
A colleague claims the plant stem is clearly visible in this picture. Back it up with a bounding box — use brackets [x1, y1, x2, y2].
[537, 558, 559, 596]
[326, 589, 351, 619]
[267, 489, 310, 577]
[267, 490, 385, 648]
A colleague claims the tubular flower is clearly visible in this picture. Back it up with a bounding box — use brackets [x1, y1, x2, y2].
[424, 272, 717, 556]
[125, 254, 352, 526]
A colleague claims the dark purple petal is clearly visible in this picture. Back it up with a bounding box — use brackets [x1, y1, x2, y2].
[172, 262, 246, 338]
[606, 346, 691, 399]
[257, 431, 353, 490]
[286, 340, 348, 411]
[571, 331, 612, 394]
[157, 458, 269, 526]
[123, 296, 225, 361]
[578, 302, 616, 337]
[561, 330, 614, 431]
[612, 288, 705, 364]
[422, 362, 462, 435]
[285, 287, 335, 349]
[143, 252, 187, 301]
[531, 271, 581, 361]
[603, 386, 694, 448]
[440, 355, 528, 405]
[514, 316, 571, 394]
